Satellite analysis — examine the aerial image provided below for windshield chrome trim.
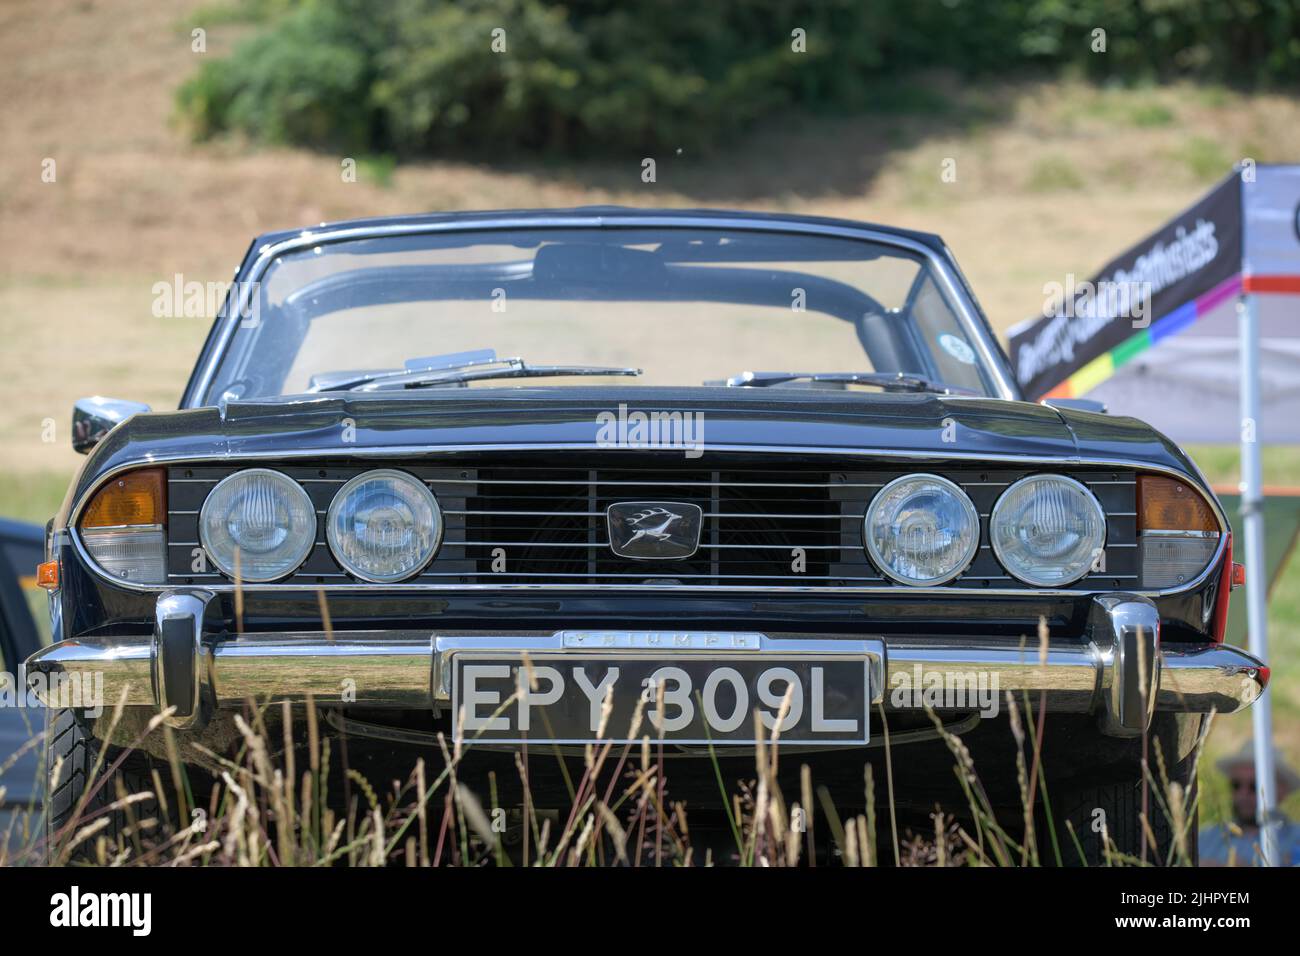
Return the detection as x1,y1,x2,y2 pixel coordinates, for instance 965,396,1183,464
186,214,1019,406
67,444,1225,600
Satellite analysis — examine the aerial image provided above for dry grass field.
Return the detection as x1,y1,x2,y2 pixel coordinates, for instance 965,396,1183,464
2,0,1298,847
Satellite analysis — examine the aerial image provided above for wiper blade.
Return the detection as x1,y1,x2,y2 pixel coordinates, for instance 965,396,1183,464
322,357,642,392
715,370,977,395
310,348,507,391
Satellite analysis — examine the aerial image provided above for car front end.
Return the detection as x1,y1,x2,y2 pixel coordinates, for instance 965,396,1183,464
27,209,1268,862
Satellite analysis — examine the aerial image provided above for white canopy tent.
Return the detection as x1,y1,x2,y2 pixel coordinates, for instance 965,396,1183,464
1009,165,1300,864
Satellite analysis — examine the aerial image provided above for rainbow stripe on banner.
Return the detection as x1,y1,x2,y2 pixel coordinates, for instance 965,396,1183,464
1042,274,1242,400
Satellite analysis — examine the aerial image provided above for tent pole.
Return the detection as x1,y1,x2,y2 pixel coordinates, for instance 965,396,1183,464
1238,291,1278,866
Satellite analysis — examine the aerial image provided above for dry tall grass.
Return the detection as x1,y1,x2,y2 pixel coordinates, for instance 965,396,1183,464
2,670,1206,868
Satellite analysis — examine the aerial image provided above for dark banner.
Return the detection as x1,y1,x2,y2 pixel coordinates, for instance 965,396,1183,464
1009,174,1243,399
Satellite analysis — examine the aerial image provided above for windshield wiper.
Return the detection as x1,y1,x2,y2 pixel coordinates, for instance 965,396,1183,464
314,355,641,392
713,370,978,395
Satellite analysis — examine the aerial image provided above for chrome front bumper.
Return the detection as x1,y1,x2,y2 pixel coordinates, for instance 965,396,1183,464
24,590,1268,738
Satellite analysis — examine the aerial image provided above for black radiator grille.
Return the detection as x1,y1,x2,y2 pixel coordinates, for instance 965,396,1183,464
163,459,1139,590
456,468,853,584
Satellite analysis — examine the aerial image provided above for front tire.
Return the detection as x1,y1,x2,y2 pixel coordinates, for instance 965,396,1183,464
1052,770,1198,866
45,708,158,864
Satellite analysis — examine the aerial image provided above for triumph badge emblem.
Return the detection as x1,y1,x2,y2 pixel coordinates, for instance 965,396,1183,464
606,501,703,560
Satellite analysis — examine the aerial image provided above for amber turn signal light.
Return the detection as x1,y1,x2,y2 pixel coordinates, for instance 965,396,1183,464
36,560,59,590
79,468,166,529
1137,475,1217,533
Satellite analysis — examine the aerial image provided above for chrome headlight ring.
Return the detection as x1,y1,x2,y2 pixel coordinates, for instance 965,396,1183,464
325,468,442,583
863,473,980,587
199,468,317,582
990,473,1107,587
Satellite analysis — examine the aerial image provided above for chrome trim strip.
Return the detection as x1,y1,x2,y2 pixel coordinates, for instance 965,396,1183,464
211,634,433,707
165,579,1167,592
188,214,1019,404
68,447,1223,599
444,540,850,551
81,523,165,534
445,511,863,520
432,478,889,488
884,642,1101,713
557,629,767,649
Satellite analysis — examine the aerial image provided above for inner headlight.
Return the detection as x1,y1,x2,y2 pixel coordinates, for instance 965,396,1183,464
990,474,1106,587
200,468,317,582
326,469,441,583
864,474,979,586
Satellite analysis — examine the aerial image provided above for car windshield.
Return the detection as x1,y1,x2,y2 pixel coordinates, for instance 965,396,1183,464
202,226,998,403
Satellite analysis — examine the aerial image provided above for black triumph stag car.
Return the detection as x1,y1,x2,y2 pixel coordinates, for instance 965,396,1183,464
29,209,1266,863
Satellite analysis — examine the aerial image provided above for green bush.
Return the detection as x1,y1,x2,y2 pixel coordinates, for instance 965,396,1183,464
177,0,1300,156
178,1,375,149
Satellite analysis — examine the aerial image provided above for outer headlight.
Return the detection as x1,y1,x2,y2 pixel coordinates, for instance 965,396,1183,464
864,474,979,586
326,469,441,583
991,474,1106,587
200,469,317,582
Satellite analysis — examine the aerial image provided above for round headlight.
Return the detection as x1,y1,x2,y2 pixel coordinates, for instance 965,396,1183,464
864,474,979,586
326,469,441,583
200,468,317,582
991,474,1106,587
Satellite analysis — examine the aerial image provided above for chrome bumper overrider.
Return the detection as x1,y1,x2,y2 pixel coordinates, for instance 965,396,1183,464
24,590,1268,738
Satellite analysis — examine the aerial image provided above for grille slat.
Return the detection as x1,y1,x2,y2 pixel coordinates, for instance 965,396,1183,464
164,460,1138,590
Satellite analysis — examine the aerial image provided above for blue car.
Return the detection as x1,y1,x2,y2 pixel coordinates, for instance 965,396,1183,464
0,518,45,857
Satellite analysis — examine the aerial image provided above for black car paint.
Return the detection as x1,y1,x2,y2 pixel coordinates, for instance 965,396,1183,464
54,388,1225,645
60,387,1202,518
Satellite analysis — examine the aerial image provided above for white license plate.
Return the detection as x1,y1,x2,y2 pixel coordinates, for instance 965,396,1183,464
451,655,870,745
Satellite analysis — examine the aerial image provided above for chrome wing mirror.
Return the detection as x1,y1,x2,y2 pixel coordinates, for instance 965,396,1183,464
72,396,151,454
